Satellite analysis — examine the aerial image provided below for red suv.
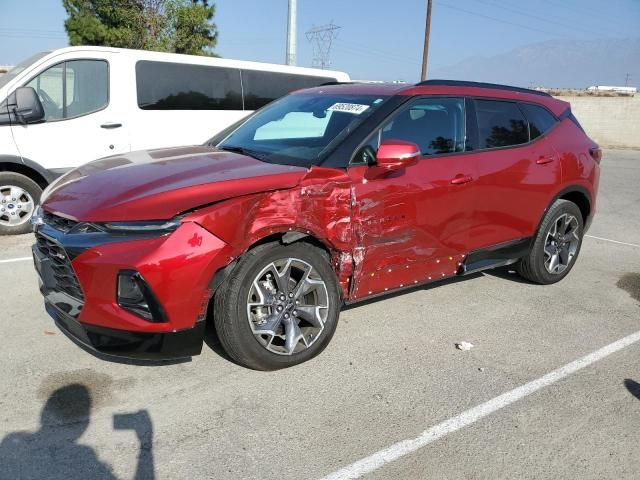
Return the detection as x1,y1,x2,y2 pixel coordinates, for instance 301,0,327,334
32,80,600,370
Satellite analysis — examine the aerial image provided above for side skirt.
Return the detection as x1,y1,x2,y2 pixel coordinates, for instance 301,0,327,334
460,237,532,275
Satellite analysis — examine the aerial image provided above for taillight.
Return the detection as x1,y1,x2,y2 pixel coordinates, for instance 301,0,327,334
589,147,602,164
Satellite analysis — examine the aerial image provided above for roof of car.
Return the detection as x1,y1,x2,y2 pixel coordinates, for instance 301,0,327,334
296,80,569,116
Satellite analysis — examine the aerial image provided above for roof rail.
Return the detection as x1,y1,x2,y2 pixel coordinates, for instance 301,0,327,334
318,81,360,86
415,79,552,97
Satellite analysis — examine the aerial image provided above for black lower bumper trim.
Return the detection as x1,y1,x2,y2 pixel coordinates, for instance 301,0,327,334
45,300,205,364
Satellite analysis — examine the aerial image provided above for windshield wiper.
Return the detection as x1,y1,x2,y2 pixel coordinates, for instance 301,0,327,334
218,145,268,161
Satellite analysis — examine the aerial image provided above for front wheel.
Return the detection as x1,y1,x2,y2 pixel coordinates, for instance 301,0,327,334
517,199,584,284
0,172,42,235
214,242,341,370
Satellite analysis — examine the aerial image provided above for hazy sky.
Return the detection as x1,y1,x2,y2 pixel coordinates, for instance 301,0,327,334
1,0,639,82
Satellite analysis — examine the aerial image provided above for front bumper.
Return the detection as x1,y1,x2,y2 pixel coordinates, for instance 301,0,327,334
33,218,235,361
46,299,205,362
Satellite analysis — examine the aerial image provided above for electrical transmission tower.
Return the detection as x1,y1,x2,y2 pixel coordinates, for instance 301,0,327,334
305,23,341,69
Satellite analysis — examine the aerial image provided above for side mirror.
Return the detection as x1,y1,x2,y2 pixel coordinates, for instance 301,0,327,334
376,140,421,170
7,87,45,125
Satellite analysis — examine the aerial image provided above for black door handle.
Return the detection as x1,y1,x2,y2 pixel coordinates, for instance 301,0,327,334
101,122,122,129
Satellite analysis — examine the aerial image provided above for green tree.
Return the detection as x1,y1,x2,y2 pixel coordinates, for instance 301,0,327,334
62,0,218,55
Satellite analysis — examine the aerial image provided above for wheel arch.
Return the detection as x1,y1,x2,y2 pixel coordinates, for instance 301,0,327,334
209,228,352,302
535,185,592,239
0,155,58,189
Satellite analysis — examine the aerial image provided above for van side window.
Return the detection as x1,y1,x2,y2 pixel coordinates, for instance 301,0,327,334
25,60,108,121
519,103,557,140
136,61,242,110
474,99,528,148
380,97,466,155
241,70,335,110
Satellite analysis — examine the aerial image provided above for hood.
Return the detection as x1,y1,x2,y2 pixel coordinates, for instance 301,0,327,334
42,146,308,222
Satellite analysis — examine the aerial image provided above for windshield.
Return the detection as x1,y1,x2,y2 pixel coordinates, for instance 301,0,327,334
216,93,389,167
0,52,49,90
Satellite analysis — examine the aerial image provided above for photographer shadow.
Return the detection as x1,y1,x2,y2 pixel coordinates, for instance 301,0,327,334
0,384,154,480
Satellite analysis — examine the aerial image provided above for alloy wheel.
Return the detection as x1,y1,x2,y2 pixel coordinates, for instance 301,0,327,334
247,257,329,355
543,213,580,274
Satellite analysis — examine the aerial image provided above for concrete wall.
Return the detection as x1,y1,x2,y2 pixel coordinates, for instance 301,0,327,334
554,95,640,149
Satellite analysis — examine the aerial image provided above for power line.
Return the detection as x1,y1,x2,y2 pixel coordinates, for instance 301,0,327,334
475,0,601,37
336,39,421,63
542,0,640,28
435,0,570,37
332,44,421,68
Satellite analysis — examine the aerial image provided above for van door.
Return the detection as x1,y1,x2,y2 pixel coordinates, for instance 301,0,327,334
10,56,129,172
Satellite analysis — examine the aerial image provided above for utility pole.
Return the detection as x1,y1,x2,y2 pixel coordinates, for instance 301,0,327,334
306,23,341,69
624,73,631,87
286,0,297,66
421,0,433,81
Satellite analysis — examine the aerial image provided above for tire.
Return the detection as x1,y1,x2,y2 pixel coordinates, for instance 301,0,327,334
0,172,42,236
214,241,341,370
517,199,584,284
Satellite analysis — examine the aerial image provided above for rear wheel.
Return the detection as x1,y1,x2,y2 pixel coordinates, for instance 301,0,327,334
214,242,341,370
517,199,584,284
0,172,42,235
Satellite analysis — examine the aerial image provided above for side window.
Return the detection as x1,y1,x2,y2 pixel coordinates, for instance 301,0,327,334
475,99,528,148
242,70,335,110
65,60,108,118
26,64,64,121
25,60,108,121
254,111,333,140
519,103,557,140
136,61,242,110
381,97,466,155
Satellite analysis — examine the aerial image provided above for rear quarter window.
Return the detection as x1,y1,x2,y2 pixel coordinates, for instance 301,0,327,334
519,103,557,140
474,99,528,149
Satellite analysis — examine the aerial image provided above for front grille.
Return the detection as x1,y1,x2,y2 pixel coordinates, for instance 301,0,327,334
35,233,85,301
43,211,78,233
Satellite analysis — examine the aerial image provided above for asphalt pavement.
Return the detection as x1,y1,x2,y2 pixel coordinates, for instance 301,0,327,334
0,149,638,480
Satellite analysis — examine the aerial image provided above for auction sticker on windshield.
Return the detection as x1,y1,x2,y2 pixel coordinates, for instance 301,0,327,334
327,103,370,115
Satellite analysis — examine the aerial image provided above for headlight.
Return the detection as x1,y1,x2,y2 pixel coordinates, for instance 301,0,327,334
100,218,182,233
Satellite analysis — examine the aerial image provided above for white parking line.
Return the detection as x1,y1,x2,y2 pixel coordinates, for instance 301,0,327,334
585,235,640,248
320,329,640,480
0,256,31,264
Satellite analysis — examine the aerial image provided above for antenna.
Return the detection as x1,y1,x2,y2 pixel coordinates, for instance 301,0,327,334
305,22,341,69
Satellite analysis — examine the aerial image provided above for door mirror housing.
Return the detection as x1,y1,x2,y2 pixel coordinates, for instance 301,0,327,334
6,87,45,125
376,140,421,170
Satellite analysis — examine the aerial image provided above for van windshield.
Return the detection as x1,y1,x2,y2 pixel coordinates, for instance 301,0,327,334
215,93,389,167
0,52,49,90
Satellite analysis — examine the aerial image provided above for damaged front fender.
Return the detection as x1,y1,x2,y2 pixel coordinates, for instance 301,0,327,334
184,166,356,298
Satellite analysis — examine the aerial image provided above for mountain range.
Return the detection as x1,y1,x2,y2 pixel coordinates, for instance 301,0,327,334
430,37,640,89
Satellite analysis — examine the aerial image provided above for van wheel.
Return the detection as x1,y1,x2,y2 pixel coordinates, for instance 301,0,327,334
214,242,341,370
517,199,584,284
0,173,42,235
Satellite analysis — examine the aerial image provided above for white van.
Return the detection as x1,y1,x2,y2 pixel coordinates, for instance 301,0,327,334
0,46,349,234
